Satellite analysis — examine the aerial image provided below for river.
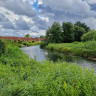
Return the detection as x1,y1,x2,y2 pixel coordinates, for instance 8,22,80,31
21,45,96,73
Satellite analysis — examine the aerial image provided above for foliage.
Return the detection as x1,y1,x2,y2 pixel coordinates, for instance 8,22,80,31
73,25,86,41
81,30,96,41
0,42,96,96
46,22,63,43
62,22,74,42
40,35,45,38
25,34,31,38
75,21,90,32
46,21,90,43
0,40,6,56
40,42,49,48
45,41,96,59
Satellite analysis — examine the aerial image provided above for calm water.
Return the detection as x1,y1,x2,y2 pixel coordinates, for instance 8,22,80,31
21,45,96,72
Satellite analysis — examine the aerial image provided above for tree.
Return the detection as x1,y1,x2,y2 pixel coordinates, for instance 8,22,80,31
46,22,62,43
62,22,74,43
40,35,45,38
73,25,86,41
25,34,31,38
81,30,96,41
75,21,90,32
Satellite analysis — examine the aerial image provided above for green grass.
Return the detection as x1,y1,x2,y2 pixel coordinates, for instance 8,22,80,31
45,41,96,59
0,41,96,96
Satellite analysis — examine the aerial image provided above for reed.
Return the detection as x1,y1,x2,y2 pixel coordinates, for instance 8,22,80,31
0,40,96,96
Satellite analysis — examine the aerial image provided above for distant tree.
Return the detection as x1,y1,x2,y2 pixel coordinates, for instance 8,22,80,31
40,35,45,38
73,25,86,41
62,22,74,43
25,34,31,38
75,21,90,32
46,22,62,43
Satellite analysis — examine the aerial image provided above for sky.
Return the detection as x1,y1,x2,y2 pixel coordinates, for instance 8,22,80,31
0,0,96,37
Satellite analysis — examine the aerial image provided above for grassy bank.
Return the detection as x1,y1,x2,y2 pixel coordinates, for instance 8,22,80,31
0,39,41,48
0,40,96,96
45,41,96,60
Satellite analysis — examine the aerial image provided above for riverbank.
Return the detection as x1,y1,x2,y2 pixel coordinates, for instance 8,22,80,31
45,41,96,60
0,40,96,96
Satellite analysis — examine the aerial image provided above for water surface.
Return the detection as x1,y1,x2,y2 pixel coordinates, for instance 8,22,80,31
21,45,96,72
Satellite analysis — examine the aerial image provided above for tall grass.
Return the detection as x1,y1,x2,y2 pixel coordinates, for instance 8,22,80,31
45,41,96,59
0,41,96,96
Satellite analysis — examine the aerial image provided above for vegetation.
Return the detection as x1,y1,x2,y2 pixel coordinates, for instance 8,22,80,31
0,40,6,56
81,30,96,41
0,40,96,96
40,35,45,38
45,41,96,59
16,40,41,47
73,25,86,42
25,33,31,38
46,22,62,43
40,42,49,48
46,21,90,43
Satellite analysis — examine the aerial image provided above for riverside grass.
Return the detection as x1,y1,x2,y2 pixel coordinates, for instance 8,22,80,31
0,41,96,96
45,41,96,59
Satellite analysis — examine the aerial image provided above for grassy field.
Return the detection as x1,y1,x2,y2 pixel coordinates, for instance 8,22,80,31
0,40,96,96
45,41,96,60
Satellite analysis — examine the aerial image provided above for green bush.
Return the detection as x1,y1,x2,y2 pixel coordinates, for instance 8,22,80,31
0,40,6,55
40,42,48,48
18,41,23,44
81,30,96,41
17,44,23,48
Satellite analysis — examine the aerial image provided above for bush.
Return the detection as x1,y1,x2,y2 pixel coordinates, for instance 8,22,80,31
0,40,6,55
40,42,48,48
17,44,23,48
81,30,96,41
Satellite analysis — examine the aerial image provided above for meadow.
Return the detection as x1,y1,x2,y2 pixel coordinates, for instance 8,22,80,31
45,41,96,60
0,40,96,96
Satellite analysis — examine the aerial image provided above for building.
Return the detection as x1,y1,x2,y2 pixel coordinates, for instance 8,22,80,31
0,36,45,42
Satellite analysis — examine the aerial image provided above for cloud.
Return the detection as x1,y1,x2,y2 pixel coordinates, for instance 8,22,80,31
0,0,37,17
85,0,96,4
82,17,96,29
0,0,96,37
15,18,30,30
0,13,15,29
42,0,96,16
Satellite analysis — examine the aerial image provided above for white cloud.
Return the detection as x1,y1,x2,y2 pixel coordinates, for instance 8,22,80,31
42,0,96,16
38,0,43,4
82,17,96,29
85,0,96,4
0,0,37,17
0,0,96,37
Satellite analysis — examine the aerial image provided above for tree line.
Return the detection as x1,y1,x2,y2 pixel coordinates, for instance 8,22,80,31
46,21,90,43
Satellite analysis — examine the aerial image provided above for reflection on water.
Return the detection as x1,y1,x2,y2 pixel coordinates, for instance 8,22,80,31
21,45,96,73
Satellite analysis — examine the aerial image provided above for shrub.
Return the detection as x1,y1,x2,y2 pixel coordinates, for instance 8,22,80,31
81,30,96,41
40,42,49,48
0,40,6,55
17,44,23,48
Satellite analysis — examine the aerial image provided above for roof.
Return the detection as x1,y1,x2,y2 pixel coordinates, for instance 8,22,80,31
0,36,45,42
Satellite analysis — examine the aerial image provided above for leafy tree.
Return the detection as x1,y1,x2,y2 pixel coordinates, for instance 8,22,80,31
62,22,74,43
75,21,90,32
46,22,62,43
40,35,45,38
25,34,31,38
73,25,86,41
81,30,96,41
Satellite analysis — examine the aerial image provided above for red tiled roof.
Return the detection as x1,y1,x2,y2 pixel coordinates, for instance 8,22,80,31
0,36,45,42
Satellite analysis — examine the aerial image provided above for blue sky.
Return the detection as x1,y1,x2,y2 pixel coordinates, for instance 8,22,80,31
33,0,39,12
0,0,96,37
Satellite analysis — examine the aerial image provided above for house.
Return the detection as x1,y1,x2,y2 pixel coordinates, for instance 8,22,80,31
0,36,45,42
